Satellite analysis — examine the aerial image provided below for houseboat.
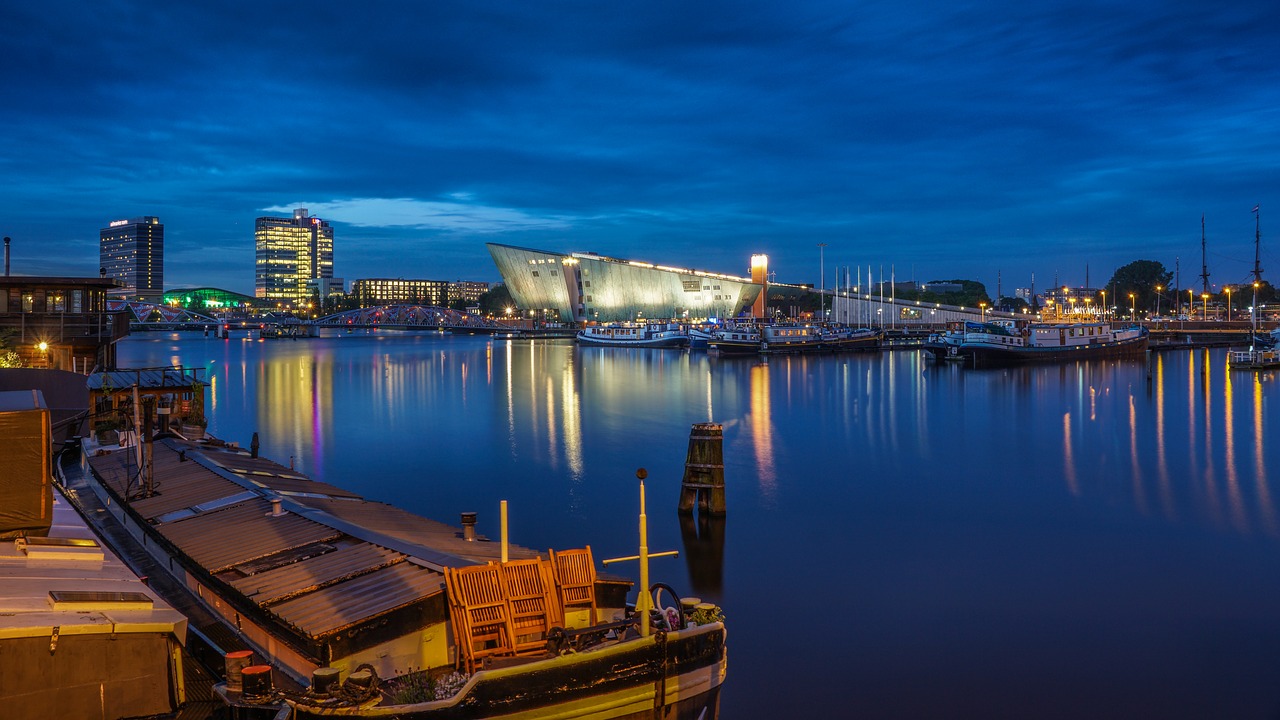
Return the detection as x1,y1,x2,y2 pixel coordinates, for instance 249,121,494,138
819,325,884,352
60,427,725,719
707,325,762,355
760,324,823,354
924,321,1148,366
576,322,688,348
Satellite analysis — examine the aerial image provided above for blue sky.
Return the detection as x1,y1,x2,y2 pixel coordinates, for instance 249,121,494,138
2,0,1277,296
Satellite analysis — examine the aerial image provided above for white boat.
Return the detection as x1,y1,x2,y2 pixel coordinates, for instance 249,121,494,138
576,322,688,348
760,324,823,354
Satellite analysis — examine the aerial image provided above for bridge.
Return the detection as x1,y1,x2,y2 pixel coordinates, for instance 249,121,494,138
314,305,518,333
108,300,218,328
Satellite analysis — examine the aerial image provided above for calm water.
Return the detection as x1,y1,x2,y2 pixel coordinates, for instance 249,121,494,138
120,331,1280,719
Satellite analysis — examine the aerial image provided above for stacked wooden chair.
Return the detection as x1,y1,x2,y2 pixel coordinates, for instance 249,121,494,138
550,546,598,625
444,563,514,674
444,547,599,673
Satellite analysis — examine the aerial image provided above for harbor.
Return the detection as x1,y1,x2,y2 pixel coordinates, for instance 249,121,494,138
89,330,1280,718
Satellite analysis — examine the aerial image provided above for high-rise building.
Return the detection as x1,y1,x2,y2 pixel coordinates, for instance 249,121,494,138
100,216,164,302
255,208,334,302
447,280,489,307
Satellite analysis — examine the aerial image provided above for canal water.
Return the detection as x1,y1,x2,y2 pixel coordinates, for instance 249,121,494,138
120,331,1280,718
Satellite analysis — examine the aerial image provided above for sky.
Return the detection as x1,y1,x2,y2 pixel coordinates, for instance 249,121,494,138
2,0,1278,297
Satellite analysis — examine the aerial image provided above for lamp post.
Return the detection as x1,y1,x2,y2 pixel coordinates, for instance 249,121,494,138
1187,289,1194,321
817,243,827,323
1100,289,1106,320
1129,293,1135,321
1154,286,1162,318
1201,293,1209,321
1225,288,1232,321
979,302,987,323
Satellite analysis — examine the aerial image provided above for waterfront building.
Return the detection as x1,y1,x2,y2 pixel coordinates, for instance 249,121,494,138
99,216,164,302
487,243,763,323
352,278,450,307
0,276,130,370
163,287,262,311
448,280,490,307
255,208,334,303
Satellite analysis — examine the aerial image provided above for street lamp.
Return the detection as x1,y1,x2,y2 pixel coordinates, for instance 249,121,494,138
1154,286,1162,317
1100,289,1106,319
1188,289,1194,320
1225,287,1232,321
1129,293,1135,321
1201,293,1209,321
979,302,987,322
817,243,827,324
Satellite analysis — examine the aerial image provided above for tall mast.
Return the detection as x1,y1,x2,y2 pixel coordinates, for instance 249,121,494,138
1199,214,1211,294
1253,204,1264,284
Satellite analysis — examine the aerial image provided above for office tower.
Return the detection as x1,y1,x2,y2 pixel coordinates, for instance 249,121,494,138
100,216,164,302
255,208,334,303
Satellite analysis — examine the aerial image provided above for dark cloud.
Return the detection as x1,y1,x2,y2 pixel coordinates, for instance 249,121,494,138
2,0,1278,294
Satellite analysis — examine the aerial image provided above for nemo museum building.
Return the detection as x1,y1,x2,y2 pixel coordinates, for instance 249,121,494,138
487,243,765,323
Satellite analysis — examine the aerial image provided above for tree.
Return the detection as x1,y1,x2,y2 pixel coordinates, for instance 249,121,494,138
477,284,515,316
1103,260,1172,315
997,296,1030,314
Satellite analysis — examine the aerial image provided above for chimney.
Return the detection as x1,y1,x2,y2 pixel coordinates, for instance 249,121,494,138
268,498,285,517
460,512,477,541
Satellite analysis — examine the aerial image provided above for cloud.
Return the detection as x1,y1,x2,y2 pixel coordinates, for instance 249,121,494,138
259,198,573,233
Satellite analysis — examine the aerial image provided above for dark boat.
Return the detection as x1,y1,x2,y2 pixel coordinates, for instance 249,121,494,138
63,429,726,719
924,320,1148,366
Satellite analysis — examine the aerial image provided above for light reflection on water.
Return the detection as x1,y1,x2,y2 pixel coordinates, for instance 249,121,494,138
120,332,1280,718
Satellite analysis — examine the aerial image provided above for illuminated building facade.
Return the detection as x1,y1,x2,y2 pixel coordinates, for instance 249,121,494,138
487,243,763,323
162,287,262,310
352,278,449,307
255,208,334,302
448,280,489,306
100,216,164,302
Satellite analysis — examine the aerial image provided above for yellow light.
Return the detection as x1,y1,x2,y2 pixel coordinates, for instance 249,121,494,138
37,341,48,352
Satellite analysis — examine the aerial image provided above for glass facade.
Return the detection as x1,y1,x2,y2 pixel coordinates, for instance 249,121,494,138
255,208,334,302
100,216,164,302
487,243,762,322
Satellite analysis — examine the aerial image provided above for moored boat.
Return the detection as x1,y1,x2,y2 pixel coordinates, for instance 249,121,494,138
759,324,822,354
924,320,1148,366
819,325,884,352
707,325,762,355
576,322,688,348
61,422,724,720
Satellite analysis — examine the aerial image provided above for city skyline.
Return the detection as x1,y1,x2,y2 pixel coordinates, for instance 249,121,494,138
2,1,1278,296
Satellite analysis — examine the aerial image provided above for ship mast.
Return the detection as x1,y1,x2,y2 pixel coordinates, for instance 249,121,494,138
1253,205,1264,284
1199,214,1211,294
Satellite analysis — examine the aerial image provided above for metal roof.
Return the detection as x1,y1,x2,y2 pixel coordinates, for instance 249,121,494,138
269,561,446,636
87,367,207,391
156,498,343,573
85,438,548,650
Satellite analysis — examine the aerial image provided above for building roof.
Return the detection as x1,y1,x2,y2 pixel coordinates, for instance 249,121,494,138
0,276,122,289
86,437,545,647
87,367,207,391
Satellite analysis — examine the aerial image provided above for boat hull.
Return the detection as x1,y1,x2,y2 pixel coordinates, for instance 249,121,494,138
576,335,688,348
289,624,728,720
927,334,1149,366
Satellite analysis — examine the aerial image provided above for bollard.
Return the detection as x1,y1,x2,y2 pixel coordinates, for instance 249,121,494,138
678,423,725,516
224,650,254,692
311,667,341,696
241,665,273,701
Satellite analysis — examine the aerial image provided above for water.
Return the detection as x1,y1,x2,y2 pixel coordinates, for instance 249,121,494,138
120,331,1280,718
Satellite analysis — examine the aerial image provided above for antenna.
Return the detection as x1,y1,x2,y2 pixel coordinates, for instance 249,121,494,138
1253,204,1264,284
1199,214,1211,293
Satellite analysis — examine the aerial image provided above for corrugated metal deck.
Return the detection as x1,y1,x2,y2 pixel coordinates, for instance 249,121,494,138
85,438,548,655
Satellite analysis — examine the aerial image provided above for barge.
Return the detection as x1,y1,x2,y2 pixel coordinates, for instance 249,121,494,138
63,428,725,719
924,320,1148,366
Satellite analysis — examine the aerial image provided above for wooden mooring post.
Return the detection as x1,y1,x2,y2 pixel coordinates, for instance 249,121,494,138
678,422,725,516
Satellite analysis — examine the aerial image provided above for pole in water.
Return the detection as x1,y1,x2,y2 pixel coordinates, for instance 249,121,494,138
678,423,725,516
636,468,652,637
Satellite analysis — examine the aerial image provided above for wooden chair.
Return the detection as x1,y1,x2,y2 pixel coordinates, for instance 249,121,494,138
497,558,557,655
444,564,514,673
550,546,598,626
